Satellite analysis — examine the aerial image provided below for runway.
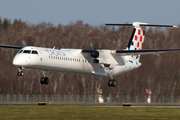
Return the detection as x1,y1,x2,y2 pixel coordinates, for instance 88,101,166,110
0,103,180,107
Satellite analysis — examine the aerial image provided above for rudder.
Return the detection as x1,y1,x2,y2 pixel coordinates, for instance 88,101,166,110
125,22,147,61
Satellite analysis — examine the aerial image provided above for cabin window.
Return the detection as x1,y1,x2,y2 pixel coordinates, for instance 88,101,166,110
23,50,31,54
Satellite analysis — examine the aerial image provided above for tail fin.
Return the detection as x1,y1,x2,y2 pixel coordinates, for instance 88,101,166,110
106,22,177,62
127,22,146,50
125,22,147,61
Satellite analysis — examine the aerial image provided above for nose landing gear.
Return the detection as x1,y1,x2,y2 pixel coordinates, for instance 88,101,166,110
40,70,49,85
17,66,23,76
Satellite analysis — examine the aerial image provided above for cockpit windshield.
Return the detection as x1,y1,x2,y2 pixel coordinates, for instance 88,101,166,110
32,50,38,54
18,50,23,54
23,50,31,54
18,49,39,54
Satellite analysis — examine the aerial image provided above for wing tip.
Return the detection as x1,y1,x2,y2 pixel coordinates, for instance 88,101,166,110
173,25,178,28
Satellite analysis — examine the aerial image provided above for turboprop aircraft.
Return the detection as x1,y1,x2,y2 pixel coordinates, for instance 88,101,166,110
0,22,179,87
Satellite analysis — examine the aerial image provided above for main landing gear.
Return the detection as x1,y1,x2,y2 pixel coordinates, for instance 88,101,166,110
40,70,49,85
108,68,117,87
17,66,23,76
108,79,117,87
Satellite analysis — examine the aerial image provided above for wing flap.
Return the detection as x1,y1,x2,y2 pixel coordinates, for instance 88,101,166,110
92,71,107,76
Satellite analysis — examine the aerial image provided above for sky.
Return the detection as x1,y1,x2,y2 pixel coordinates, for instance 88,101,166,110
0,0,180,26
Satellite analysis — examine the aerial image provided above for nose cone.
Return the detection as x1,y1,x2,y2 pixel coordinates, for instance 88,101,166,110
13,56,21,66
13,54,26,66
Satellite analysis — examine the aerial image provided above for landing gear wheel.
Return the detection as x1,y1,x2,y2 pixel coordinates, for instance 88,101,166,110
40,77,49,85
112,79,117,87
44,77,49,85
17,72,21,76
108,79,116,87
17,66,23,76
108,79,113,87
20,71,24,76
40,70,49,85
40,77,45,84
17,71,23,76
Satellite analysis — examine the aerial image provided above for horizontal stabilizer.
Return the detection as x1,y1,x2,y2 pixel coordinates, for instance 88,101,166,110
111,49,180,56
0,45,23,49
105,22,178,28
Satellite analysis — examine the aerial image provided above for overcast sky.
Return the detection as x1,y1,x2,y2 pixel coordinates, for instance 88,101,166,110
0,0,180,26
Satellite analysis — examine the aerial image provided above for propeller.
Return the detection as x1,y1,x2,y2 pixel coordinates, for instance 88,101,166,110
80,37,110,60
80,36,110,50
15,34,40,47
12,34,41,58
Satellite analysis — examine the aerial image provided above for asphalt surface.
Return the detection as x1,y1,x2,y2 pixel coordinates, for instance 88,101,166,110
0,103,180,107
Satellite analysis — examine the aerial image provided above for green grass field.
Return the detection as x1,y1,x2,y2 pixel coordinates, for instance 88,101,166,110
0,106,180,120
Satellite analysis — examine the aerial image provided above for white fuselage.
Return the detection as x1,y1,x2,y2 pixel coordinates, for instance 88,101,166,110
13,46,141,77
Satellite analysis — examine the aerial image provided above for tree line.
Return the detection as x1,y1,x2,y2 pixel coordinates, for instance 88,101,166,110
0,17,180,98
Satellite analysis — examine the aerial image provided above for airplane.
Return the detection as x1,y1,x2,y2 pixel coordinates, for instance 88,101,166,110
0,22,179,87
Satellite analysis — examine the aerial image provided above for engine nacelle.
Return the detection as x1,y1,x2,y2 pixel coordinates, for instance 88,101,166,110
91,51,99,58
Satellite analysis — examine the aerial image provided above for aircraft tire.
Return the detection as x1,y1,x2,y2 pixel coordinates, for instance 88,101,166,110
44,77,49,85
112,79,117,87
17,72,21,76
108,79,112,87
40,77,45,84
20,71,24,76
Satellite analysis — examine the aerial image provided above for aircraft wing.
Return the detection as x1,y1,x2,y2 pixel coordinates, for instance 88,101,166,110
110,49,180,56
0,45,23,49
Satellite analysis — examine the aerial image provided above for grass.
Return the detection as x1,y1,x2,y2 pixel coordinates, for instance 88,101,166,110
0,106,180,120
